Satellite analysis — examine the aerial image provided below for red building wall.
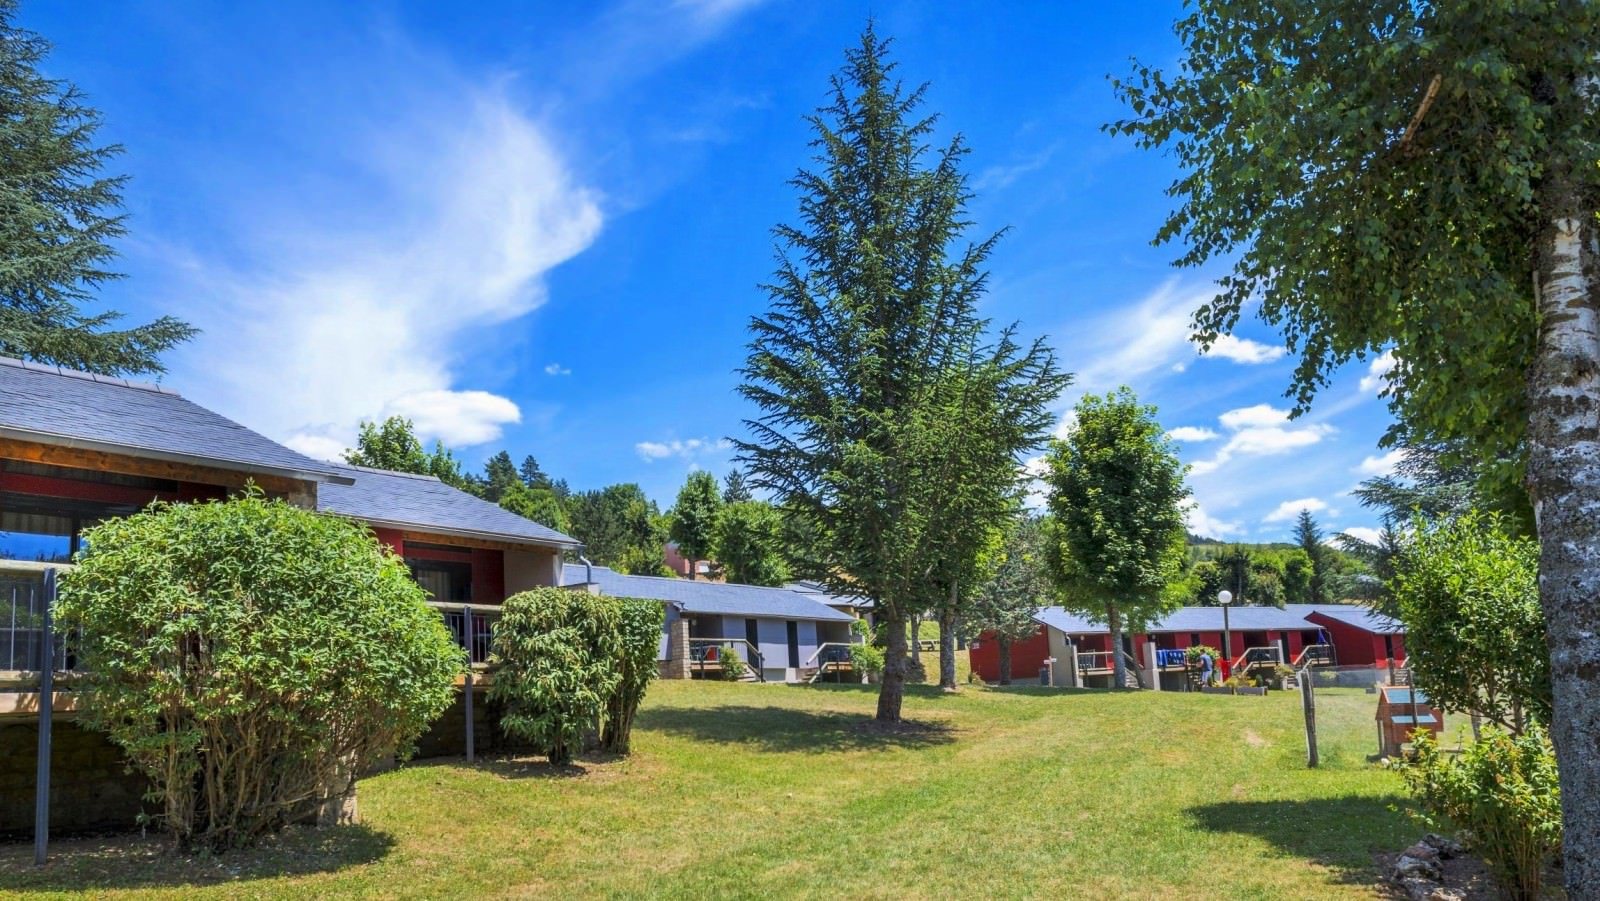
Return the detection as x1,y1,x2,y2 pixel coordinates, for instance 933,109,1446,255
1306,612,1405,667
970,625,1051,682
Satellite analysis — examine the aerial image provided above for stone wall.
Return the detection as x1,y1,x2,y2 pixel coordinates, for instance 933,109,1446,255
0,720,150,837
413,687,534,759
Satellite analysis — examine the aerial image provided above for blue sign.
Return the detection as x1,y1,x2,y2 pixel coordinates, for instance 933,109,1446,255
1156,649,1189,667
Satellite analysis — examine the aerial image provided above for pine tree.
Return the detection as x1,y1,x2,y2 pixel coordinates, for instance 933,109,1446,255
1293,509,1329,604
0,2,194,374
970,517,1051,684
721,467,753,504
480,451,520,502
736,26,1065,720
667,471,723,580
519,455,551,490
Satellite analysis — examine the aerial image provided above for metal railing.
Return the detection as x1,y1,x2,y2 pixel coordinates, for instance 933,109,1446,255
1291,643,1335,668
804,642,858,683
687,637,765,681
2,564,73,677
1229,646,1285,677
426,601,502,666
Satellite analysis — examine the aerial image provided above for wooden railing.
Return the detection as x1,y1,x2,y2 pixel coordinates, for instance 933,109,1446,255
1291,644,1335,669
1076,650,1113,673
1229,646,1284,677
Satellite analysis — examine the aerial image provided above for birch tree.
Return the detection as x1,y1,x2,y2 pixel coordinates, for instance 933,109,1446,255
1110,2,1600,887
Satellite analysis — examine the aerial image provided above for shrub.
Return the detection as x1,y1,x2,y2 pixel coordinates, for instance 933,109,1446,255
57,493,462,850
489,588,621,765
600,598,665,754
719,643,746,681
1401,726,1562,900
1184,645,1220,666
850,643,885,680
1391,511,1549,732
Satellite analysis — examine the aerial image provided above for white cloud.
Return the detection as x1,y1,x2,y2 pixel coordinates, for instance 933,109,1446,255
169,82,602,457
1340,526,1384,546
1069,278,1212,393
1189,404,1335,476
283,434,348,462
1263,497,1329,523
1359,350,1397,393
1185,502,1241,539
1203,334,1286,365
1167,426,1220,442
974,144,1059,191
635,437,732,461
1356,449,1406,478
544,363,572,376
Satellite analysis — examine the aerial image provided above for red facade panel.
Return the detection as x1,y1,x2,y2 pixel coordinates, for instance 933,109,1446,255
970,625,1050,682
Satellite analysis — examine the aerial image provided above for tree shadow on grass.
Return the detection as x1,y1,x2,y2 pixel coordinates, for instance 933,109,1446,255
0,823,394,894
400,753,597,781
1185,795,1413,885
636,704,955,753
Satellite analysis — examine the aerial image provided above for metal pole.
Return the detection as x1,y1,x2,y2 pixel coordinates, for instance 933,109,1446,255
34,569,56,866
461,604,474,763
1222,603,1232,676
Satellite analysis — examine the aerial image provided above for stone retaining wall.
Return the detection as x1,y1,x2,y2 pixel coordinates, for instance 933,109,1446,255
0,720,151,837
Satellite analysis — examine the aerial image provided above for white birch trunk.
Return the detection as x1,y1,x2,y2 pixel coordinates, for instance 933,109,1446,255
1529,207,1600,897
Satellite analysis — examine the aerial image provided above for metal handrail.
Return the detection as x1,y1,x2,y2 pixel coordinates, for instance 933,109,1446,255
425,601,500,666
1230,645,1284,674
803,641,857,667
686,637,765,681
1291,643,1335,668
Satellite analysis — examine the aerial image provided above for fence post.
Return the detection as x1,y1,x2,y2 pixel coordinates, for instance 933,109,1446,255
34,568,56,865
1300,670,1319,768
461,603,475,763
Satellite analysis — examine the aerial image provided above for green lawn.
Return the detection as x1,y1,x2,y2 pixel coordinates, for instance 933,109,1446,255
1,681,1424,900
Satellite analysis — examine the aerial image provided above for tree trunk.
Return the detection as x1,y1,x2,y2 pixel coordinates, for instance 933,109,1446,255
876,616,909,721
910,614,922,664
938,602,958,691
1108,604,1127,689
1528,203,1600,897
998,636,1013,685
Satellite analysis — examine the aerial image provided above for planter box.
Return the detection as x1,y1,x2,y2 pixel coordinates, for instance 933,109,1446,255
1200,686,1235,696
1235,686,1268,697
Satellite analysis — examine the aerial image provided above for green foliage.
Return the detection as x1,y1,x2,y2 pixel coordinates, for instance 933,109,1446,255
601,598,665,755
1109,1,1600,497
722,467,753,503
0,1,195,374
711,500,791,587
1292,510,1329,604
1391,511,1549,733
499,481,571,535
1043,388,1188,633
970,516,1051,644
1403,726,1562,900
56,493,461,849
849,643,885,679
1184,645,1220,665
718,644,746,681
567,483,666,571
343,416,468,488
488,588,621,765
668,470,723,570
735,26,1066,718
519,454,551,490
474,450,521,502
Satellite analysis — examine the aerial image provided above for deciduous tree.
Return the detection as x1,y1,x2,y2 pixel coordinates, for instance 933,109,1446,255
668,470,723,579
342,416,467,487
1042,389,1188,689
1111,5,1600,879
711,500,791,587
736,26,1065,720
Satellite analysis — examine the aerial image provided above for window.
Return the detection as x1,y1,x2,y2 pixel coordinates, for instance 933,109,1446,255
407,558,472,603
0,493,142,563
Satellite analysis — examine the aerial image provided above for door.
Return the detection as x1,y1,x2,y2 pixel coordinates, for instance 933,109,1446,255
1277,634,1290,664
786,621,800,668
745,618,760,670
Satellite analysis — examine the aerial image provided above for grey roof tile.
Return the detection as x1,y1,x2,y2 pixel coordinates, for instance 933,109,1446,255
563,564,856,622
1030,603,1395,635
0,357,347,482
318,464,578,548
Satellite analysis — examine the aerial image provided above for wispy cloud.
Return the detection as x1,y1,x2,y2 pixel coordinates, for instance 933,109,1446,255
974,144,1059,191
544,362,573,376
1189,404,1335,476
1356,449,1405,478
1263,496,1329,523
1167,426,1220,442
1186,502,1242,538
1339,525,1383,545
167,78,602,460
1359,350,1396,393
1068,278,1210,394
636,437,732,461
1203,334,1286,365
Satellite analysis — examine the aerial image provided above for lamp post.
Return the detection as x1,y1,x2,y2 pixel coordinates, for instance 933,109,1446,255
1218,589,1234,677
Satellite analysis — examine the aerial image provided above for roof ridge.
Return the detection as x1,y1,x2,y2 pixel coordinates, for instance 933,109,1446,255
0,355,173,394
331,462,444,483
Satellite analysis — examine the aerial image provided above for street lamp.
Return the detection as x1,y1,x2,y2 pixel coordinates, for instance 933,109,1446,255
1217,590,1234,674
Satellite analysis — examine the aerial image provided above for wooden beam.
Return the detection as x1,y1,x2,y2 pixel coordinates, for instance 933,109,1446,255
0,438,317,504
398,529,556,555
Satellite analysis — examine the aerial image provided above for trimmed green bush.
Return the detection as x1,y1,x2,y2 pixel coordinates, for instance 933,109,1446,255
719,643,746,681
850,643,885,680
1402,726,1561,900
489,588,621,764
57,493,462,850
600,598,665,754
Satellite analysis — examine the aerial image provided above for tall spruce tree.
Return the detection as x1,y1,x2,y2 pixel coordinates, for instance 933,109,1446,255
1043,389,1188,689
1292,509,1329,604
1110,5,1600,879
667,470,723,580
0,2,194,373
479,451,520,502
721,467,753,504
519,455,551,490
737,27,1065,720
970,516,1052,685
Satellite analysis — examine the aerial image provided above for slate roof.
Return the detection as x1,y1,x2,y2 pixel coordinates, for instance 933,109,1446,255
563,564,856,622
319,464,579,548
1301,604,1405,635
1030,603,1394,635
784,579,874,609
0,357,349,483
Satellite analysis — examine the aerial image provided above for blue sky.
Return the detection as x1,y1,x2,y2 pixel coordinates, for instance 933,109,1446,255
25,0,1400,543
